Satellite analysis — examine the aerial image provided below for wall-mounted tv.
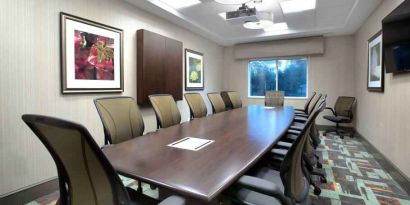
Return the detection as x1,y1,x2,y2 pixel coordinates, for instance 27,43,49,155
382,0,410,73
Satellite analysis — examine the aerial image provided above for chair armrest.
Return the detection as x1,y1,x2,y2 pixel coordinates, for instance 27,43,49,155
294,108,305,112
289,125,303,131
158,196,185,205
325,107,336,115
287,129,301,136
236,176,292,205
293,116,307,123
295,113,308,118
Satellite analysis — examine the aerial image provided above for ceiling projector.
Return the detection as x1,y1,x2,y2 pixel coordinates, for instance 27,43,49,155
225,4,259,25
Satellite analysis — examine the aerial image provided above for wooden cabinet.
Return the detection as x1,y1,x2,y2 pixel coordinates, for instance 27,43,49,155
137,29,183,104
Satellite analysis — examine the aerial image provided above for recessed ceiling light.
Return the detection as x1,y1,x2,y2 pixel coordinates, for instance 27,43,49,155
243,12,273,29
243,20,274,29
263,22,289,32
159,0,201,9
214,0,252,5
280,0,316,13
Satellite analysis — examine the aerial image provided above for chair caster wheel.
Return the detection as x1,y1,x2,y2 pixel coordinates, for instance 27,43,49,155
317,162,323,169
314,187,321,195
320,177,327,184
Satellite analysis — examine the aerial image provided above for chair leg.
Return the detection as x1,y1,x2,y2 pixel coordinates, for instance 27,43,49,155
137,181,143,194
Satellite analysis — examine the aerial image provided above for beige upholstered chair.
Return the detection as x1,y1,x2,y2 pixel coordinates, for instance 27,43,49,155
94,97,144,145
221,91,242,109
207,92,226,114
149,94,181,128
229,100,327,205
323,96,356,138
184,93,208,119
22,114,185,205
264,91,285,107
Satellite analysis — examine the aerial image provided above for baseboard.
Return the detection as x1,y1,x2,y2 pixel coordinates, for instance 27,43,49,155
0,177,58,205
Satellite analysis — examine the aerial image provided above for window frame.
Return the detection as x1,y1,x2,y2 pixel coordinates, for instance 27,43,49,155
247,56,309,100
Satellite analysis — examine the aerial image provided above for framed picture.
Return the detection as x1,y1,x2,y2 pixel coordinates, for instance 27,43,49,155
185,49,204,91
60,12,124,94
367,31,384,92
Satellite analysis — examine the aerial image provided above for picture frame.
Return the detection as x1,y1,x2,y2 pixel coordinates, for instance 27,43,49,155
367,30,384,92
185,49,204,91
60,12,124,94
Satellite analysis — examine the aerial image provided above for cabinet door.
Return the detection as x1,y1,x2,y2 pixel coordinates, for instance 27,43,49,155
137,30,183,104
137,30,165,104
164,38,183,101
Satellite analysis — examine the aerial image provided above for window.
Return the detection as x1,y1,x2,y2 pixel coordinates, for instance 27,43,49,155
248,58,308,98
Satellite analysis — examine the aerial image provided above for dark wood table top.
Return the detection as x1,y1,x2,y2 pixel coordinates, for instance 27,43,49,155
103,105,294,202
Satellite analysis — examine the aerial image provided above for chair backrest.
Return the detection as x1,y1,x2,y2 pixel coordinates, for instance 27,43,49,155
22,115,131,205
184,93,208,119
149,94,181,128
94,97,144,145
302,92,316,113
280,100,326,203
207,92,226,114
334,96,356,118
264,91,284,107
307,93,322,115
221,91,242,109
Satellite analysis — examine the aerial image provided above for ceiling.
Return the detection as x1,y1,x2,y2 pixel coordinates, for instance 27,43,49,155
125,0,382,46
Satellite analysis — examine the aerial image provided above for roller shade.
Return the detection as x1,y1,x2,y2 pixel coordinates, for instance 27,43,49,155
233,36,325,60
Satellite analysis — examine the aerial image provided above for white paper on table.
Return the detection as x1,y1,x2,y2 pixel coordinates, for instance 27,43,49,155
168,137,214,151
264,106,276,109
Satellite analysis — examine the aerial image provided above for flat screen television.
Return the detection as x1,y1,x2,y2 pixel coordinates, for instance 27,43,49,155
382,0,410,73
384,42,410,73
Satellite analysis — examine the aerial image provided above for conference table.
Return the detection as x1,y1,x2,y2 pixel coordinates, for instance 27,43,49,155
103,105,295,204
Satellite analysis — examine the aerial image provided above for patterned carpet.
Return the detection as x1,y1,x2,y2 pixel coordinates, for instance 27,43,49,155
311,132,410,205
26,132,410,205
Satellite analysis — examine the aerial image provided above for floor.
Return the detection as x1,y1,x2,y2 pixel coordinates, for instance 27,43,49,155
311,131,410,205
26,131,410,205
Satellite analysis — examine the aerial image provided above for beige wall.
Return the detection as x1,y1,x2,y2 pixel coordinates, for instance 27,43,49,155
222,36,356,125
0,0,223,196
354,0,410,179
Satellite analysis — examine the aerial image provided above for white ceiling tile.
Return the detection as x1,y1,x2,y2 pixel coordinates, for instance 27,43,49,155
125,0,382,45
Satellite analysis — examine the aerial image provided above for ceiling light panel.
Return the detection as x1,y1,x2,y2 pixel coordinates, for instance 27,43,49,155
159,0,201,9
280,0,316,13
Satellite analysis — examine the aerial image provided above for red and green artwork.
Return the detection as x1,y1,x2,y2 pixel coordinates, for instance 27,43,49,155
74,30,114,80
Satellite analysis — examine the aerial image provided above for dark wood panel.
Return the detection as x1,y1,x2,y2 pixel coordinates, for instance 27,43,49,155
137,30,183,104
103,105,294,202
164,38,183,101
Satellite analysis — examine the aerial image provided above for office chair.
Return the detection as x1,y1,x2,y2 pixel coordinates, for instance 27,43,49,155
271,98,327,195
94,96,148,193
228,103,324,205
22,114,185,205
94,97,144,145
294,93,322,120
265,91,284,107
294,91,316,115
149,94,181,129
323,96,356,138
221,91,242,109
184,93,208,119
207,92,226,114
